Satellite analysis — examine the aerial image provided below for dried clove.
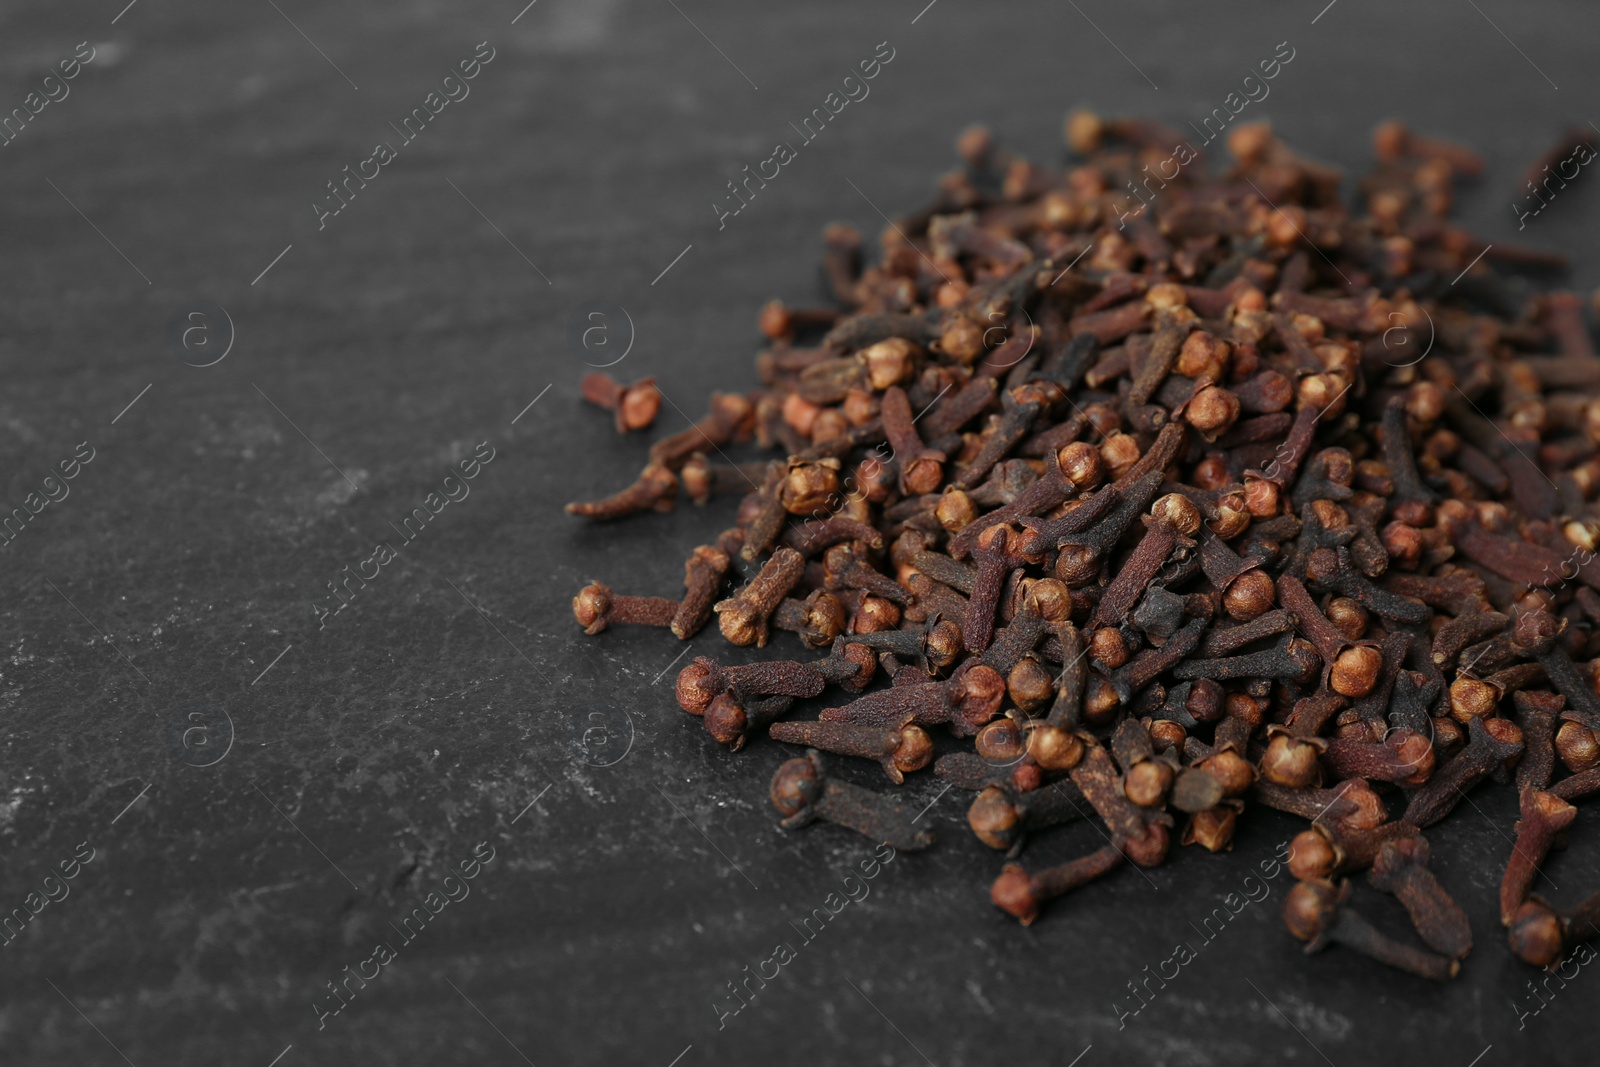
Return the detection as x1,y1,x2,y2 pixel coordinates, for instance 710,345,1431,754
768,720,933,784
1500,789,1577,927
1285,879,1461,980
1368,836,1473,960
770,750,935,850
562,117,1600,979
991,841,1125,925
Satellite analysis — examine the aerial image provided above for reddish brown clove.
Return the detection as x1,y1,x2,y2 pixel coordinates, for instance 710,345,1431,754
768,720,933,784
771,750,935,850
1284,879,1460,980
671,544,732,640
1500,790,1577,927
1508,891,1600,968
991,841,1125,925
819,663,1006,738
1288,821,1423,881
573,581,677,635
715,548,805,647
1368,836,1473,960
967,781,1088,855
566,463,679,520
581,372,661,433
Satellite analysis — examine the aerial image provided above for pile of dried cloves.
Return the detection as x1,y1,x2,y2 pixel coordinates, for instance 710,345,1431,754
570,114,1600,980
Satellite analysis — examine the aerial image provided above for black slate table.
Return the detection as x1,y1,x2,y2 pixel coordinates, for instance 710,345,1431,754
3,0,1598,1063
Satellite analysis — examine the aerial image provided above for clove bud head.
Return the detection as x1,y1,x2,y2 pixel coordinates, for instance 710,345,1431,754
1283,879,1343,944
1556,721,1600,772
572,582,612,635
1057,442,1103,488
1223,571,1277,621
769,756,823,818
975,718,1027,761
1184,803,1239,852
1288,828,1338,881
892,726,935,775
1200,749,1256,796
1260,730,1324,788
1151,493,1203,536
951,665,1006,735
1026,724,1084,771
1507,899,1565,968
703,692,749,748
1448,676,1499,722
968,786,1020,851
1511,609,1563,657
1330,646,1382,698
675,657,722,715
1121,822,1172,867
1125,760,1174,808
990,863,1042,924
1171,767,1225,813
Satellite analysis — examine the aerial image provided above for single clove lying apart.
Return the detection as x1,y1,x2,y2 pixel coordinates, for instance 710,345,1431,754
581,372,661,433
572,581,676,635
990,842,1126,925
1284,879,1461,980
770,750,935,851
565,114,1600,980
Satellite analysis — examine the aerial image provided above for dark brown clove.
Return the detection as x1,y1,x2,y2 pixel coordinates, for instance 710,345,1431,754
1285,879,1460,980
1368,836,1473,959
715,547,805,647
1252,778,1386,836
768,720,933,784
1305,547,1429,625
1321,728,1434,787
770,750,935,850
566,463,680,521
1069,741,1154,843
1513,690,1564,793
1512,610,1600,730
1500,789,1577,927
880,385,946,495
991,841,1125,925
1172,634,1321,685
1288,821,1423,881
573,581,677,635
580,372,661,433
967,780,1089,855
1092,494,1201,628
1403,716,1524,827
770,590,848,648
671,544,733,640
1507,891,1600,967
819,663,1005,738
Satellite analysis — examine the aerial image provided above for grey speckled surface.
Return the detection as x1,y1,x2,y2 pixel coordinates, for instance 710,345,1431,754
2,0,1598,1064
